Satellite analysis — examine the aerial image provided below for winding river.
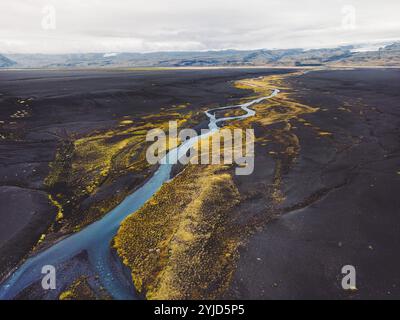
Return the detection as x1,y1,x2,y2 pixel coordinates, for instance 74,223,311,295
0,89,279,300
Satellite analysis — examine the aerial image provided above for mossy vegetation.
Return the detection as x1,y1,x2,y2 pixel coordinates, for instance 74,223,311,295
232,73,322,202
234,73,318,128
114,164,241,299
48,194,64,221
114,71,325,299
58,276,109,300
43,106,200,236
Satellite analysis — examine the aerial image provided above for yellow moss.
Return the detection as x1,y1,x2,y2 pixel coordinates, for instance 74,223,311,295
58,276,101,300
36,234,46,245
233,73,319,133
120,120,134,125
132,130,148,135
43,109,199,232
318,131,333,136
48,194,64,221
114,164,241,300
59,290,74,300
112,71,324,299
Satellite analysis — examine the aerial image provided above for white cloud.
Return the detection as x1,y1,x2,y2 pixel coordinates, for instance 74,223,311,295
0,0,399,53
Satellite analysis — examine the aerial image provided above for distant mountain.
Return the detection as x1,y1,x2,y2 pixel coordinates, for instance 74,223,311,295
332,42,400,66
1,42,399,69
382,42,400,51
0,54,16,68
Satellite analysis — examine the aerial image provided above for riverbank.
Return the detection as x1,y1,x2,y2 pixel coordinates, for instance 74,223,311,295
113,71,320,299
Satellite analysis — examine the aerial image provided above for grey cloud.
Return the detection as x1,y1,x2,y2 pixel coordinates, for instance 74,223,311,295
0,0,399,53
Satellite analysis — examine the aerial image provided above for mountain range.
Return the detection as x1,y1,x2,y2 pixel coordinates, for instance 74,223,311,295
1,42,399,69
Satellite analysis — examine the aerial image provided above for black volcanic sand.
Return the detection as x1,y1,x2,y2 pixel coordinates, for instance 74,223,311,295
227,69,400,299
0,68,293,282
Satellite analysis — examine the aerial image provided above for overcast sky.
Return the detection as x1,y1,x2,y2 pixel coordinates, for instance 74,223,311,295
0,0,399,53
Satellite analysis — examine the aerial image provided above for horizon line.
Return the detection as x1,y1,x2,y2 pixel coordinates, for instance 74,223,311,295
2,39,399,56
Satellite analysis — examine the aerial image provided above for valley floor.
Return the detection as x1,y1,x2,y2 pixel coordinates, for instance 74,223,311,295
0,68,399,299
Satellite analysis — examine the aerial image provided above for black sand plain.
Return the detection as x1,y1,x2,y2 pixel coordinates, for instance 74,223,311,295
227,69,400,299
0,68,399,299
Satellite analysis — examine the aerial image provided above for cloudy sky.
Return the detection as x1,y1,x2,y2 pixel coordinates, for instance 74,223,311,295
0,0,399,53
